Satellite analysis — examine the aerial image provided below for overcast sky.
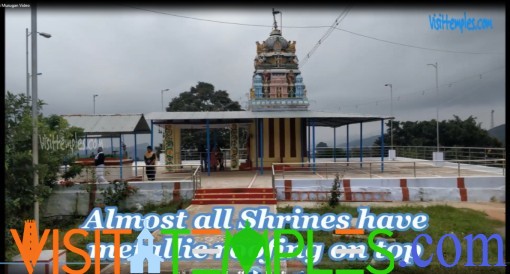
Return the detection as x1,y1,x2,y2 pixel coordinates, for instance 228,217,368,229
5,4,505,147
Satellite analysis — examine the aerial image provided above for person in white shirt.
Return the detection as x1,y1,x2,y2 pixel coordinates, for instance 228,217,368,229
94,147,107,183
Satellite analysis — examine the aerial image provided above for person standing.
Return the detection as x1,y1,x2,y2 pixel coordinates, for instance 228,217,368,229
94,147,107,183
214,145,224,171
144,146,157,181
210,144,218,171
198,143,207,172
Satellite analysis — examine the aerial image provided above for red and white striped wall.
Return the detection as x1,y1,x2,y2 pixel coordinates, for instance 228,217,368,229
275,176,505,202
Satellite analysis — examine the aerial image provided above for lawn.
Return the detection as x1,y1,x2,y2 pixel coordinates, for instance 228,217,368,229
278,203,506,273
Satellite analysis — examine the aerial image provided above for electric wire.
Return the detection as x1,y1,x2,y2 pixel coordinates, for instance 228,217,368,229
301,6,352,67
121,5,502,56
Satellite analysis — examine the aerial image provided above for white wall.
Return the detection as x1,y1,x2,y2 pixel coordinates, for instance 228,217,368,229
275,176,505,202
43,181,194,217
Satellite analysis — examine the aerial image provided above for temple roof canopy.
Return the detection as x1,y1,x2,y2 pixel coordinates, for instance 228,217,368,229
146,111,393,128
62,114,151,137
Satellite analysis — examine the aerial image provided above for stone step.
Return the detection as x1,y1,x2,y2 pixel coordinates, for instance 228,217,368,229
191,198,277,205
194,193,276,199
192,188,276,205
195,188,274,194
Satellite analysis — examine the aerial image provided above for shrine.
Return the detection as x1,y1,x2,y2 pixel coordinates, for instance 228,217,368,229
147,12,391,175
250,17,309,111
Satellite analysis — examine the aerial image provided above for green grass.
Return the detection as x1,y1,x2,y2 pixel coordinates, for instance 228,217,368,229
278,203,506,272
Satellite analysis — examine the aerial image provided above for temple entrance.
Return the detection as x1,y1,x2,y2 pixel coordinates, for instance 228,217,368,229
158,123,251,174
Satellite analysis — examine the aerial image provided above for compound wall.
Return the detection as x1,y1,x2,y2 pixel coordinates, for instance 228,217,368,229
275,176,505,202
43,181,194,217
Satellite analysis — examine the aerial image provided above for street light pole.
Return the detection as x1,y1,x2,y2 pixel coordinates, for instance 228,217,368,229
29,5,52,230
26,28,51,103
161,88,170,111
31,5,39,229
384,84,393,148
93,94,98,114
26,28,29,99
427,62,439,152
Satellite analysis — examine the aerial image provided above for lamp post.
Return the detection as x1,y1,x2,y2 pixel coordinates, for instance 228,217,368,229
29,72,43,78
31,5,45,229
93,94,98,114
384,83,393,149
427,62,439,152
161,89,170,111
26,28,51,101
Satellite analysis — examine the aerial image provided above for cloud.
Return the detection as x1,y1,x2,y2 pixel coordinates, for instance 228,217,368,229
5,5,505,146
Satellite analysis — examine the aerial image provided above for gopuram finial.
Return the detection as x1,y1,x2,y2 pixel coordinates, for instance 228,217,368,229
272,8,281,30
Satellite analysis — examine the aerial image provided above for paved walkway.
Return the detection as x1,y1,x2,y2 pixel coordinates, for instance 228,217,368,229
94,157,505,183
200,170,274,189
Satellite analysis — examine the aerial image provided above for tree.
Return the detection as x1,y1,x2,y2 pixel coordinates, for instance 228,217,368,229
316,142,328,148
315,142,331,158
167,82,242,112
5,92,83,234
329,173,341,207
166,82,243,149
374,115,502,148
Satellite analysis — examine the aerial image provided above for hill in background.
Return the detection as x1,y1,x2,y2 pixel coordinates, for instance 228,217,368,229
488,124,505,145
337,135,379,148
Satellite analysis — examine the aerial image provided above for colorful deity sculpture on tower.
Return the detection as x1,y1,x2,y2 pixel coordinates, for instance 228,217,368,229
248,12,309,111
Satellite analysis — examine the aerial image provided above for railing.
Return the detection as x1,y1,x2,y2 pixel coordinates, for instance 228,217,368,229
59,164,201,184
192,165,201,199
271,164,276,196
393,146,505,161
179,148,248,162
272,159,506,180
312,146,505,163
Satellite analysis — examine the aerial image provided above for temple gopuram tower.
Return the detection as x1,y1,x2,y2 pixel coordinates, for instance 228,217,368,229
248,15,309,111
245,13,309,167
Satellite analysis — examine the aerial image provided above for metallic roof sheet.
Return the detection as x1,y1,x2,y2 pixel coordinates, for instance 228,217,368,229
61,114,151,136
145,111,392,128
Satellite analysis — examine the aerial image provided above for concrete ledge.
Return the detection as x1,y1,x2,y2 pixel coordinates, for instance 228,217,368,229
275,176,505,202
43,181,193,217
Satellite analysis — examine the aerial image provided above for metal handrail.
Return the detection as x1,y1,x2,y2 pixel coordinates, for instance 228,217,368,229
179,148,249,161
60,164,201,184
271,159,506,180
311,146,505,161
271,164,276,196
192,165,201,199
